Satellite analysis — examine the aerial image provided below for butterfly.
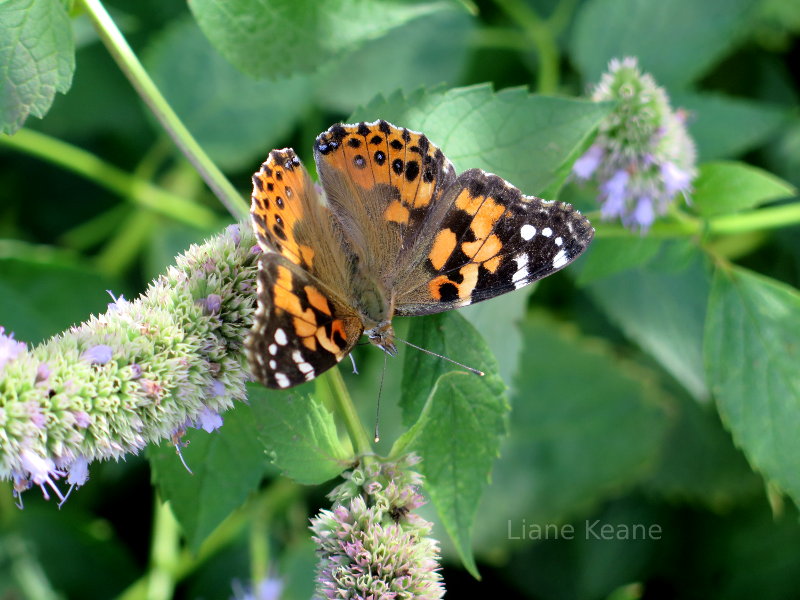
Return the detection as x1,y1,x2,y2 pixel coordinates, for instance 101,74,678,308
245,120,594,388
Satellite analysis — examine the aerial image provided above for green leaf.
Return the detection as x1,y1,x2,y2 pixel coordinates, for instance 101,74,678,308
472,312,670,551
394,311,508,577
645,386,763,508
571,0,758,88
144,19,313,172
399,310,505,426
148,403,270,550
189,0,452,78
395,371,508,578
0,0,75,134
316,9,474,114
587,241,711,400
705,266,800,504
349,85,613,198
692,161,796,217
572,236,664,286
673,91,790,160
0,253,122,344
248,383,353,484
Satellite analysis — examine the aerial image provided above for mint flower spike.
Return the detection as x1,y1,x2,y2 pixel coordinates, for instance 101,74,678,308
0,222,260,505
310,454,445,600
573,56,697,231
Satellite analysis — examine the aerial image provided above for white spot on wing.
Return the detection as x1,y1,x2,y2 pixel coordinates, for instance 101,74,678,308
552,248,569,269
520,224,536,240
268,344,278,355
512,254,529,289
542,227,553,237
269,360,277,369
274,372,290,388
555,236,563,246
274,328,288,345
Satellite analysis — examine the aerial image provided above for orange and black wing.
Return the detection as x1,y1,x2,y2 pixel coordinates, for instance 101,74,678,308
393,169,594,315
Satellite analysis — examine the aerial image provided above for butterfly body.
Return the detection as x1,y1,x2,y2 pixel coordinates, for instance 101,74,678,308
246,120,594,389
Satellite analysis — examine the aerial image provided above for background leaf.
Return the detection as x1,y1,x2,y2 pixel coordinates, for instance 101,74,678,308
0,0,74,134
189,0,453,78
586,242,711,400
144,19,313,172
350,85,613,197
148,402,271,550
248,383,353,485
571,0,759,88
705,266,800,504
472,312,670,553
692,161,796,217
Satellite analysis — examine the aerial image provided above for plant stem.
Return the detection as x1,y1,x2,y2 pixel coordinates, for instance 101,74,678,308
77,0,249,221
147,498,181,600
317,368,373,457
493,0,560,94
0,129,219,229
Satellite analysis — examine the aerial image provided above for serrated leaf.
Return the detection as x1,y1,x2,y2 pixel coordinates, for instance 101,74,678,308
571,0,758,88
189,0,451,78
673,91,789,160
705,266,800,504
315,10,473,114
394,371,508,578
148,403,271,551
587,241,711,400
399,310,505,426
0,0,75,134
144,19,313,171
572,236,664,285
692,161,796,217
349,85,613,198
473,312,670,552
248,383,353,484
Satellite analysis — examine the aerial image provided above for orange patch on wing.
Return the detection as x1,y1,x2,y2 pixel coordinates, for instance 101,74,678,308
471,198,505,239
428,275,451,301
462,234,502,263
300,245,315,268
483,255,502,273
305,285,332,315
385,200,410,224
454,189,483,215
317,320,347,355
293,317,318,338
302,336,318,351
457,263,479,298
429,228,456,270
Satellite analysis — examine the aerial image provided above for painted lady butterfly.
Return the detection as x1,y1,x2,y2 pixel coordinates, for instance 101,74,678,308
246,121,593,388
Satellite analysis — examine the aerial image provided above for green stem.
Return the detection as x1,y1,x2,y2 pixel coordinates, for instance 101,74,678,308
492,0,560,94
77,0,249,221
591,202,800,239
146,498,181,600
0,129,218,229
317,368,373,456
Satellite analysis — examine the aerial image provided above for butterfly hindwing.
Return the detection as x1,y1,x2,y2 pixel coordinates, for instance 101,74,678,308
246,252,363,389
394,169,594,315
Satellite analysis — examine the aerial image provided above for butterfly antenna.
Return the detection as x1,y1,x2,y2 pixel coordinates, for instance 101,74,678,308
393,336,485,376
373,352,388,443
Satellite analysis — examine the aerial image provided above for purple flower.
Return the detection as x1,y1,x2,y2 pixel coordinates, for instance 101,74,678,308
19,448,65,503
0,326,26,373
106,290,129,312
226,224,241,246
572,57,697,231
35,362,51,384
572,143,604,179
81,344,113,365
67,456,90,486
196,406,223,432
203,294,222,314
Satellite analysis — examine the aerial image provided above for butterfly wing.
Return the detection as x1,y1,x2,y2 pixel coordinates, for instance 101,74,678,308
246,253,363,388
393,169,594,315
313,120,457,281
248,149,361,388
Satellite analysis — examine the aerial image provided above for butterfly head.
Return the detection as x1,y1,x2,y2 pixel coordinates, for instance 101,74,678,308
365,320,398,357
